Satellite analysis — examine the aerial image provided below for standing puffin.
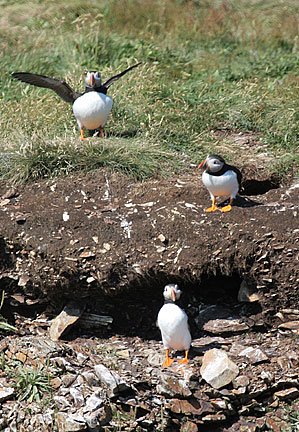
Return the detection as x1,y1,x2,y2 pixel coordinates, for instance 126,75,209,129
11,62,141,140
157,284,191,367
199,154,242,213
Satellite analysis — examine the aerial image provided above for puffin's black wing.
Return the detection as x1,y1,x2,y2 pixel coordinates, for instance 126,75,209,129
101,62,141,90
11,72,81,103
229,165,242,186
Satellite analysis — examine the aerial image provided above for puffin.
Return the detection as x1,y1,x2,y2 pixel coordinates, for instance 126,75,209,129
199,154,242,213
157,284,191,367
11,62,141,140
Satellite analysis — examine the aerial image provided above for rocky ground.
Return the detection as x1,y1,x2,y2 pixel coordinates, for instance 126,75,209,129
0,163,298,431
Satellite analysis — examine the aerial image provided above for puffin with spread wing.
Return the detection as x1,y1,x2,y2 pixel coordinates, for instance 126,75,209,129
12,63,141,140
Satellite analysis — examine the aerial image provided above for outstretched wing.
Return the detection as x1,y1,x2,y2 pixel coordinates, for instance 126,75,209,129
11,72,81,103
101,62,141,90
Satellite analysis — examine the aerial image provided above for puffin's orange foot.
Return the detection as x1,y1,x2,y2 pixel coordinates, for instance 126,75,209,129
205,205,218,212
80,128,88,141
178,350,189,364
163,357,174,367
178,358,189,364
163,349,174,367
221,204,232,213
100,128,104,138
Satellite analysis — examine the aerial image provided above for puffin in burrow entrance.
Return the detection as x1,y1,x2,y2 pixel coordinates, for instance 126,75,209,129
11,62,141,140
157,284,191,367
199,154,242,213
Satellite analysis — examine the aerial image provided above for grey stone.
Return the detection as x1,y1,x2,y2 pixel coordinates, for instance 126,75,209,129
55,412,87,432
238,346,268,364
49,301,85,341
157,372,192,397
70,387,85,407
0,387,15,402
94,364,131,395
200,349,239,389
203,319,249,334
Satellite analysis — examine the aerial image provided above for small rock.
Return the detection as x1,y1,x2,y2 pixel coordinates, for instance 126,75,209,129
49,301,85,341
63,211,70,222
278,321,299,334
274,387,299,400
238,280,260,303
158,234,166,243
70,387,85,407
94,364,131,396
18,274,30,287
203,318,249,334
232,375,250,389
0,387,15,402
238,346,268,364
55,412,87,432
180,421,198,432
157,371,192,397
200,348,239,389
201,413,226,422
84,406,112,428
85,392,103,411
166,398,214,416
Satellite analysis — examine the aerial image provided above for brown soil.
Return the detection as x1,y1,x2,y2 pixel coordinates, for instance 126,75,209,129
0,166,298,335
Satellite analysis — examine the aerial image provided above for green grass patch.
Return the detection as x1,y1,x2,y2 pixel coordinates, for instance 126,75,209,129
1,0,298,183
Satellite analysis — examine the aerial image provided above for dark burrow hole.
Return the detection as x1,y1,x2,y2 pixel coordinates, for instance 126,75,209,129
71,271,262,341
240,175,280,196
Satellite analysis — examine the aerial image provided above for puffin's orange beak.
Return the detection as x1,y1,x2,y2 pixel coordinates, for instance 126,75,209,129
170,288,176,301
199,159,206,169
90,73,94,87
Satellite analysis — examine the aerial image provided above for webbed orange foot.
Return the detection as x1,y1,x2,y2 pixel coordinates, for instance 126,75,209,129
221,204,232,212
163,349,174,367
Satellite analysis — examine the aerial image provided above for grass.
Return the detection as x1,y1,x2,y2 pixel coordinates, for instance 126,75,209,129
0,354,54,403
0,0,298,184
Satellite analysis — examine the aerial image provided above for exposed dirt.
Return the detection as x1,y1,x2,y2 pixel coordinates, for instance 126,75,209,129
0,164,298,431
0,165,298,325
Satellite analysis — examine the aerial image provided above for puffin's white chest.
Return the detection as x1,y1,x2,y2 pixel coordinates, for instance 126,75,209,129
157,303,191,351
72,92,113,130
202,170,239,198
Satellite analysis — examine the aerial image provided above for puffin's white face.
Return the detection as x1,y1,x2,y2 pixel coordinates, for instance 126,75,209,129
163,284,182,302
199,155,225,173
85,71,102,88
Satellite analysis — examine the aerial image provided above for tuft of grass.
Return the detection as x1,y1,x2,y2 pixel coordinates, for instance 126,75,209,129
0,291,17,333
0,132,179,183
0,0,298,184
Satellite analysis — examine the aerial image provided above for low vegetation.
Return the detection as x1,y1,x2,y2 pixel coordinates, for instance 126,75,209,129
0,0,298,183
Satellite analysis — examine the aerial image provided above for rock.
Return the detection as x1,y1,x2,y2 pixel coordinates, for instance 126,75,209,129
203,319,249,334
0,387,15,402
238,280,260,302
238,346,268,364
49,301,85,341
84,406,112,429
55,412,87,432
180,421,198,431
166,398,214,416
274,387,299,400
201,413,226,422
69,387,85,407
85,392,103,411
157,371,192,397
94,364,131,396
278,321,299,334
232,375,250,389
200,349,239,389
53,395,71,410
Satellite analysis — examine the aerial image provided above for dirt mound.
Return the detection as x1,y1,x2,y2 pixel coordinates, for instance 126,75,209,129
0,167,298,333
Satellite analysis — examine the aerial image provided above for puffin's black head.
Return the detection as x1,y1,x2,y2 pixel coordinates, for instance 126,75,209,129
199,154,226,173
85,71,102,88
163,284,182,302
